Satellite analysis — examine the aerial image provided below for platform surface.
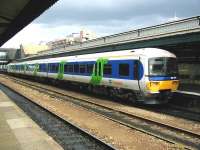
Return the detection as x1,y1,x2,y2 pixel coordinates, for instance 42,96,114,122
0,89,63,150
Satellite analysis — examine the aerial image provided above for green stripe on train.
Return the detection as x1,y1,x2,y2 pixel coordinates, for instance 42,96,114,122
57,61,66,80
33,64,39,76
90,58,108,85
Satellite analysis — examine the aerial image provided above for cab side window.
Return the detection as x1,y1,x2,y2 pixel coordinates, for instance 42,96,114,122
119,63,129,76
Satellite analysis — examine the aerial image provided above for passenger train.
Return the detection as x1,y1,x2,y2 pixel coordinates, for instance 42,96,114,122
6,48,179,104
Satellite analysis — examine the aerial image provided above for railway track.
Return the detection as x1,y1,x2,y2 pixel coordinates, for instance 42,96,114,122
142,104,200,122
4,76,200,150
0,83,115,150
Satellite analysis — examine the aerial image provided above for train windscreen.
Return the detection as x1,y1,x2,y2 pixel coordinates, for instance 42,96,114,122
148,57,178,76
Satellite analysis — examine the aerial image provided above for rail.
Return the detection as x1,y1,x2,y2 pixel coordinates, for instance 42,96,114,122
5,75,200,150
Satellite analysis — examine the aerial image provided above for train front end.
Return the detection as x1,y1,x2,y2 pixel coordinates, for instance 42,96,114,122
140,49,179,104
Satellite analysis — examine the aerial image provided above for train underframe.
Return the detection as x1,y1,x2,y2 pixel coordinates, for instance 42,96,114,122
7,72,172,104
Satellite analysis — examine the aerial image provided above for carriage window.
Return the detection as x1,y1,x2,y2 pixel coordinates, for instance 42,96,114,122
119,63,129,76
55,64,59,72
64,64,68,72
74,64,79,73
103,64,112,75
28,64,34,71
94,63,98,76
39,64,47,72
64,64,73,73
20,65,24,71
80,64,86,73
86,64,93,74
98,62,101,76
49,63,58,72
54,64,59,72
38,64,42,72
69,64,73,72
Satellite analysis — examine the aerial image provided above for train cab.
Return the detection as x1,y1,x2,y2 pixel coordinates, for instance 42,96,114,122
144,56,179,104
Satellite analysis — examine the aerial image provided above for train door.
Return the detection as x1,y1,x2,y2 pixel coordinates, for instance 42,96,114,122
90,58,108,85
134,60,141,92
134,58,145,93
46,63,49,77
57,61,66,80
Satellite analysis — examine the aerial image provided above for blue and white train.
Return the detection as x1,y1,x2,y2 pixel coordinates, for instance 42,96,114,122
7,48,179,104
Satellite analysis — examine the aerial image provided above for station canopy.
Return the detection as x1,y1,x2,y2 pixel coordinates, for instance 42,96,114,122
0,0,58,46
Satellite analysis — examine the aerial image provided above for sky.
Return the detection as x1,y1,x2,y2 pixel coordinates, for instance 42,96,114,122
2,0,200,48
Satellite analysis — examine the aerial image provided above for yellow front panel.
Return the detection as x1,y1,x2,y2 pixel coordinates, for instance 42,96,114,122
146,80,179,93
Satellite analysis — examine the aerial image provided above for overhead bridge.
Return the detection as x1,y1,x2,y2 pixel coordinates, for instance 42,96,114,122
28,16,200,61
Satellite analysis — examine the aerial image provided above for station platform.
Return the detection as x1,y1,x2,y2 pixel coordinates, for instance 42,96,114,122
0,89,63,150
176,90,200,97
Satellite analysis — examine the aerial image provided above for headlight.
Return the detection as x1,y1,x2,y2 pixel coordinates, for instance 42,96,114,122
146,81,160,91
151,81,160,85
172,81,179,85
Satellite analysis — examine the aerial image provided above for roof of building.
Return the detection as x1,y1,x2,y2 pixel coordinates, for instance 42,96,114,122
0,0,58,46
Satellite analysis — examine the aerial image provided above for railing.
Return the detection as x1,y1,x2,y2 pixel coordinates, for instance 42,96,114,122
66,16,200,51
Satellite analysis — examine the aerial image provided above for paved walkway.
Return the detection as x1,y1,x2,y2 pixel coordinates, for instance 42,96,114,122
0,89,63,150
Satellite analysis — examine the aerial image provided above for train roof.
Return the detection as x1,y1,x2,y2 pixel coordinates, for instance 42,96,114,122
8,48,176,65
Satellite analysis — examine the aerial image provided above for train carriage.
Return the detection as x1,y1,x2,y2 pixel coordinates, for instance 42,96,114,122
7,48,179,104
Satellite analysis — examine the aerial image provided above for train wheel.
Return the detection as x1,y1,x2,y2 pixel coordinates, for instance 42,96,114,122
128,93,136,103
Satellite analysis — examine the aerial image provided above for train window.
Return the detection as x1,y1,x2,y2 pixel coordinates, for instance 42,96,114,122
46,64,48,72
27,65,30,71
29,64,35,71
74,64,79,73
94,63,98,76
49,64,52,72
26,65,29,71
119,63,129,76
22,65,25,71
39,64,47,72
38,64,42,72
47,64,50,72
50,63,58,73
86,64,93,74
80,64,86,73
18,65,20,71
54,64,59,72
21,65,24,71
64,64,71,73
64,64,68,72
44,64,47,72
103,64,112,75
98,62,102,76
66,64,73,73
